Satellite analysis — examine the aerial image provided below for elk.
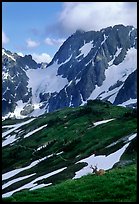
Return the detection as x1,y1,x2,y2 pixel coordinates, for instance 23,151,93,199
90,165,105,176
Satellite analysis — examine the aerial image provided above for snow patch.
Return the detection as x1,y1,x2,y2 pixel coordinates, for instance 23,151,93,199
128,27,135,37
107,85,123,103
77,40,94,59
36,144,49,151
93,118,115,126
2,167,67,198
2,118,35,138
75,78,81,84
85,60,93,67
108,48,122,66
30,183,52,191
2,49,16,62
69,95,73,107
80,93,86,106
2,173,36,190
2,154,53,181
106,133,137,148
24,124,47,138
2,72,9,80
56,151,63,155
101,34,108,45
2,134,18,147
128,133,137,141
73,142,130,179
58,55,72,65
29,105,46,117
8,100,28,119
118,98,137,107
67,80,73,87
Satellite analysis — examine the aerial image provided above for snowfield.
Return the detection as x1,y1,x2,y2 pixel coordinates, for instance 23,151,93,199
26,60,68,104
88,47,137,103
73,132,136,179
73,143,129,179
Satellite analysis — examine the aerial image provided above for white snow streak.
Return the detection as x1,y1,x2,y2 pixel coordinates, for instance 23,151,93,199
75,78,81,84
2,154,53,181
2,134,18,147
2,118,35,138
2,173,36,190
58,55,72,65
128,133,137,141
108,48,122,66
106,133,137,148
24,124,47,138
118,98,137,107
56,151,64,155
93,118,115,126
30,183,52,191
101,34,108,45
107,85,123,103
80,93,86,106
2,167,67,198
2,72,9,80
2,49,16,62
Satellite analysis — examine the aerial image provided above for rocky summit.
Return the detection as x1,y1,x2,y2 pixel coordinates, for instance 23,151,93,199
2,24,137,119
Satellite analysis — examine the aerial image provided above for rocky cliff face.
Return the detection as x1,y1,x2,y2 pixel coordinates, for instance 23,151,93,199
46,24,137,112
114,70,137,106
2,24,137,118
2,49,36,116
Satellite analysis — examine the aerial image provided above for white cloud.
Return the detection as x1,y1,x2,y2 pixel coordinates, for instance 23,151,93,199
32,53,52,63
59,2,137,34
2,31,9,45
44,37,65,46
26,39,40,48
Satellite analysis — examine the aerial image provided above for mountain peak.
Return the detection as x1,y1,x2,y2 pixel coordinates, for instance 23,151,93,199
2,48,16,62
2,25,137,118
74,29,85,34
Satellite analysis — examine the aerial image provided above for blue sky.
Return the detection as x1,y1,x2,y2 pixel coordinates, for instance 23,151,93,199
2,2,137,63
2,2,65,62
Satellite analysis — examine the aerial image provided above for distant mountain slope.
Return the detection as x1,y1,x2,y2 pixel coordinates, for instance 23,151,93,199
2,24,137,118
2,49,39,117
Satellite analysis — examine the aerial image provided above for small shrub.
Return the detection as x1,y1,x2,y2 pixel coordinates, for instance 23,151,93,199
47,117,64,127
62,138,81,152
123,109,137,118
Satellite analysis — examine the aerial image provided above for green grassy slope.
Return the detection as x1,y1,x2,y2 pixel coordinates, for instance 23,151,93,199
3,164,137,202
2,100,137,201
